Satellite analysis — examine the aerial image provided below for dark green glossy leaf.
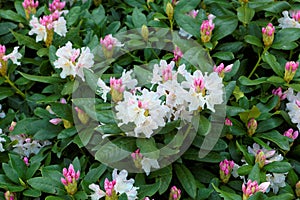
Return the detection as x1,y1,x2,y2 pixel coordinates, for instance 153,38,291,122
175,164,197,199
237,6,255,24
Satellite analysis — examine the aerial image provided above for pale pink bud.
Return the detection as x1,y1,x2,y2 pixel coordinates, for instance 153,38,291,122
162,64,173,81
49,118,62,125
292,10,300,22
296,100,300,108
272,87,287,100
25,138,31,143
63,168,68,177
200,14,215,43
284,128,299,140
188,10,199,19
23,157,29,166
285,61,299,72
61,177,67,186
9,121,17,132
60,98,67,104
0,45,6,56
193,77,205,93
170,186,181,200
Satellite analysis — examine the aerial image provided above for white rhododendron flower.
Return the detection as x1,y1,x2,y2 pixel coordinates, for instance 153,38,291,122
266,173,287,194
141,157,160,176
278,11,300,29
180,67,223,112
29,16,47,42
89,183,106,200
54,41,94,81
0,129,6,152
286,88,300,131
115,89,169,138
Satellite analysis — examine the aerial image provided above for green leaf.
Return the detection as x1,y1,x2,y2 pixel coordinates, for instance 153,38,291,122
61,80,79,95
237,164,252,176
236,141,254,165
239,76,267,86
212,51,234,61
57,127,78,139
237,6,255,24
133,65,152,86
212,16,238,41
83,164,107,184
66,6,81,26
265,193,294,200
132,7,147,28
264,161,292,173
248,163,260,182
0,22,17,35
257,130,290,151
0,87,14,100
18,71,64,84
212,184,242,200
239,105,261,124
136,138,159,159
174,164,197,199
2,163,20,184
26,161,41,179
244,35,263,47
0,10,26,23
149,165,172,195
256,118,283,133
262,51,284,77
50,102,73,122
9,154,26,179
197,115,211,136
27,177,65,195
23,189,41,197
11,31,43,50
45,196,66,200
138,182,160,199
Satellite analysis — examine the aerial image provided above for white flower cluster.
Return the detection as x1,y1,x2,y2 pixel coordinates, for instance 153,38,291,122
9,134,51,158
278,11,300,29
97,60,224,138
286,88,300,131
54,41,94,81
89,169,138,200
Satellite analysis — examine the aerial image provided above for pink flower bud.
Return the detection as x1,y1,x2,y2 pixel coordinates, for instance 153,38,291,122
224,118,233,126
200,14,215,43
172,46,183,62
188,10,199,19
292,10,300,22
169,186,181,200
247,118,257,136
9,121,17,132
284,128,299,140
49,118,62,125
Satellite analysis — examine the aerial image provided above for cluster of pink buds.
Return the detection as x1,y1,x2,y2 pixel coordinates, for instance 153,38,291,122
61,164,80,195
169,186,181,200
131,149,143,169
247,118,257,137
200,14,215,43
22,0,39,20
224,118,233,126
39,11,60,30
100,34,124,59
104,178,117,197
292,10,300,22
284,128,299,140
284,61,299,83
173,46,183,62
110,77,125,102
262,23,275,47
49,0,66,12
219,159,234,183
213,63,233,78
272,87,287,100
242,180,270,200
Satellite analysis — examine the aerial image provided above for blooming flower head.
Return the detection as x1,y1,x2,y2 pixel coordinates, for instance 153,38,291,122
169,186,181,200
200,14,215,43
278,11,300,29
61,164,80,195
115,89,169,138
242,179,270,200
248,143,283,168
180,67,223,112
284,61,299,83
54,41,94,81
100,34,124,58
266,173,287,194
97,69,138,102
29,11,67,46
286,88,300,131
213,63,233,78
0,45,22,76
22,0,39,20
262,23,275,47
219,159,235,183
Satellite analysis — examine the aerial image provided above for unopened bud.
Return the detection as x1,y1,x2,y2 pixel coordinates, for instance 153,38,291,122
247,118,257,137
141,25,149,41
166,3,174,21
296,181,300,197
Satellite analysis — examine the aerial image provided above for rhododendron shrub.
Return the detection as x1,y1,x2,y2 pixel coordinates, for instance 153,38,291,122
0,0,299,200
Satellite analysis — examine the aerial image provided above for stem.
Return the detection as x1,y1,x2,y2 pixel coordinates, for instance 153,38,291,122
248,48,268,79
4,75,26,99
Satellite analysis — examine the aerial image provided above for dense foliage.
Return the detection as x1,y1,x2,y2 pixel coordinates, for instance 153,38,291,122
0,0,300,200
